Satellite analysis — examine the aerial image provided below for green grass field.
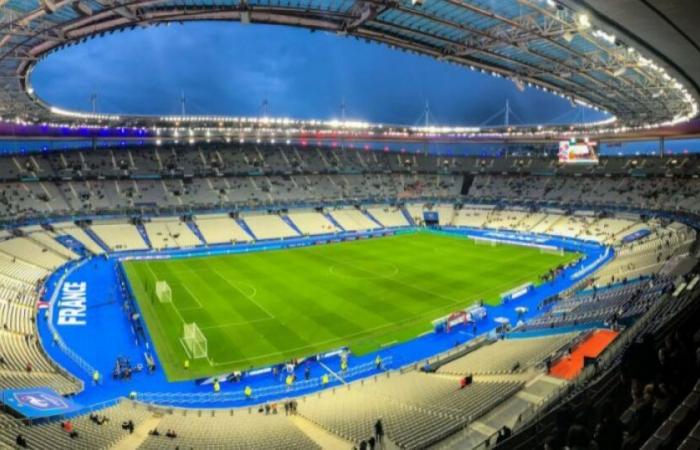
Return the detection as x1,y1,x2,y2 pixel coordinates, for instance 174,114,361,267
123,231,579,381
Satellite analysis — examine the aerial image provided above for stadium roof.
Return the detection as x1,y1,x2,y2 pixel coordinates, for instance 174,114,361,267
0,0,698,136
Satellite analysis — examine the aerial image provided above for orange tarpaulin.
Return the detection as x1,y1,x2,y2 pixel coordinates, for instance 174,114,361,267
550,329,619,380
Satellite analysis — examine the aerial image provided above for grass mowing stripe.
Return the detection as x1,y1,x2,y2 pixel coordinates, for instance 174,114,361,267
123,232,579,380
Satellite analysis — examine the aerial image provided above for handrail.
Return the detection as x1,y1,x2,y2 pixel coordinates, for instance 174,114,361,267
136,357,392,405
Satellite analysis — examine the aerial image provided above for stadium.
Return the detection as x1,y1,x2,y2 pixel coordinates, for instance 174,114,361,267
0,0,699,449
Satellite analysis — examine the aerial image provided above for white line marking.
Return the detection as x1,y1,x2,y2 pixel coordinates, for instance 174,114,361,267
200,317,275,330
319,361,346,385
210,267,275,319
181,283,203,308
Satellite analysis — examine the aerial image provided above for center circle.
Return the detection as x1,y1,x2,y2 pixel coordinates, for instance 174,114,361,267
228,281,257,298
329,260,399,279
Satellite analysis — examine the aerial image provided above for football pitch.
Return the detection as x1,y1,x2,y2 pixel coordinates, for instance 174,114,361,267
122,231,579,381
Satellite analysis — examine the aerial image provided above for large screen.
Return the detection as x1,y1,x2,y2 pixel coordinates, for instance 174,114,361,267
558,138,599,164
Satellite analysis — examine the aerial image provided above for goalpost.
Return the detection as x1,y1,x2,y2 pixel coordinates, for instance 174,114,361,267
473,237,498,247
182,322,208,359
155,281,172,303
539,246,565,256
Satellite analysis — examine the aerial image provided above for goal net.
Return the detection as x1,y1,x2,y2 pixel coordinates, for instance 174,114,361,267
182,322,207,359
539,246,564,256
473,237,497,247
155,281,172,303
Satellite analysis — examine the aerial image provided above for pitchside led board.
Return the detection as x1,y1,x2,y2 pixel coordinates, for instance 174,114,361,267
0,387,81,419
558,138,599,164
423,211,439,226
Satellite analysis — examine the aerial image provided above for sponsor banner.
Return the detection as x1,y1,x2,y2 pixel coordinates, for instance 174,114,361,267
0,387,81,419
423,211,439,222
621,229,651,244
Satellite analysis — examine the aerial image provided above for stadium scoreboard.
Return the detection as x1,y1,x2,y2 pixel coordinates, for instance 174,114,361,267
423,211,439,226
558,138,599,164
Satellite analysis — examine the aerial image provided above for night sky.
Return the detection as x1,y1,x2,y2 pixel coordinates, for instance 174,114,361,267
30,22,608,127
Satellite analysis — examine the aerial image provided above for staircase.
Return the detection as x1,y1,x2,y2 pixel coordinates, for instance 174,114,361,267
185,220,207,245
400,206,415,226
362,209,385,228
324,212,346,232
83,226,112,253
135,222,153,249
110,415,162,450
236,218,258,240
53,235,89,257
461,174,475,195
288,415,353,449
281,215,304,236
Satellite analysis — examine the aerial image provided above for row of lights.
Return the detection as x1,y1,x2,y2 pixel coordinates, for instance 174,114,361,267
8,1,698,138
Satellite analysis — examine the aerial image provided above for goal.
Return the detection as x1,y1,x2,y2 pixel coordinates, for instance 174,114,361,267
473,237,497,247
540,246,565,256
182,322,207,359
155,281,172,303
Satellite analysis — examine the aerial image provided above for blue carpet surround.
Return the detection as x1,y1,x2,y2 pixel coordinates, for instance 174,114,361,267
36,226,611,409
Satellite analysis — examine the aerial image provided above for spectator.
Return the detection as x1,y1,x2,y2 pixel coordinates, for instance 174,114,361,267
121,419,135,434
15,434,27,448
374,418,384,446
593,401,622,450
62,420,78,439
566,424,596,450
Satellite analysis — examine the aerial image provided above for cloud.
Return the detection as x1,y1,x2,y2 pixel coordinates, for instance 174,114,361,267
30,22,608,124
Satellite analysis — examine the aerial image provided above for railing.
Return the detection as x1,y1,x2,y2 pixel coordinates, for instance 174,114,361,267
481,287,682,450
136,357,391,406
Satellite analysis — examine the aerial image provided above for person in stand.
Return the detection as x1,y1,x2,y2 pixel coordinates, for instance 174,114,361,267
15,434,27,448
374,418,384,447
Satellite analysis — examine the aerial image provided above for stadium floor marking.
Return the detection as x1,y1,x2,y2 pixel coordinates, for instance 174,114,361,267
181,284,203,309
328,261,399,279
199,317,275,330
209,268,274,319
138,242,580,370
319,360,346,385
205,260,575,366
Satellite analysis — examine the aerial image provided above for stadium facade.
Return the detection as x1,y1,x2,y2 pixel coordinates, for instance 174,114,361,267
0,1,698,449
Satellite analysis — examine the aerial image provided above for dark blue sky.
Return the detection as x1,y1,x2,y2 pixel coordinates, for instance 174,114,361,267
32,22,606,126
